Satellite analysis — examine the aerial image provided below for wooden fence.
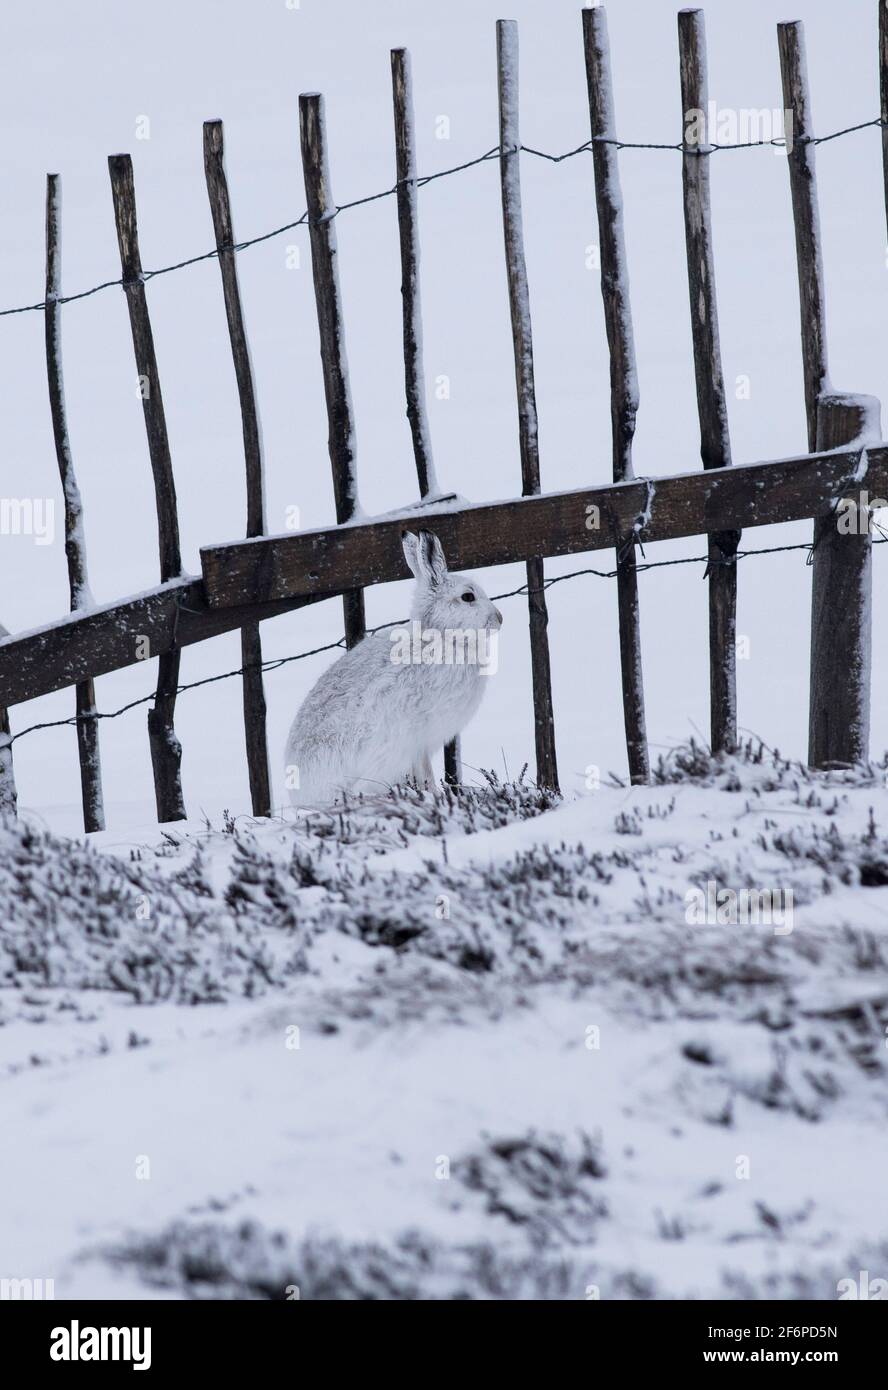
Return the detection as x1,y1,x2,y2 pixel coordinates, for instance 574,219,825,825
0,4,886,830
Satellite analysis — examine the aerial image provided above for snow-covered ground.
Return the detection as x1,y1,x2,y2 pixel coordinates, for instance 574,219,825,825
3,747,887,1300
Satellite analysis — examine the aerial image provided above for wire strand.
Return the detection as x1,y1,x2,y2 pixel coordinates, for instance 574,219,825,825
1,118,884,319
5,534,886,748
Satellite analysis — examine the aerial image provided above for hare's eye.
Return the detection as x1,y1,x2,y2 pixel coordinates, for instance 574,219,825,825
461,591,475,603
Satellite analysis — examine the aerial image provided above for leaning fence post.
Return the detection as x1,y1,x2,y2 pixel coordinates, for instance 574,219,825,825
298,93,366,650
45,174,106,833
678,8,738,757
108,153,186,823
203,121,272,818
582,5,650,786
496,18,559,793
778,20,831,453
808,393,879,768
390,48,461,788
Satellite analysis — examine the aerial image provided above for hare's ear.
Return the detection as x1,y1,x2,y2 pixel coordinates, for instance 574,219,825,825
417,530,448,589
402,529,448,588
401,530,422,579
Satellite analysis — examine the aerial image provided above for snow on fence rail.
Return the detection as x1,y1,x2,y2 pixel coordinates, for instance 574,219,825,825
1,4,887,830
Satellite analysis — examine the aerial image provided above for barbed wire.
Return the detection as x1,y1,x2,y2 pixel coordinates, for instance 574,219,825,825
3,110,886,749
5,531,886,749
1,116,884,319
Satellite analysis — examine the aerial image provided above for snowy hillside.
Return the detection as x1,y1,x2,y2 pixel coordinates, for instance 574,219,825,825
3,746,887,1300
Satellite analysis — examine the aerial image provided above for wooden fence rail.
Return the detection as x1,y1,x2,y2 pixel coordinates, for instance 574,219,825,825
1,442,885,719
198,447,888,610
0,4,884,829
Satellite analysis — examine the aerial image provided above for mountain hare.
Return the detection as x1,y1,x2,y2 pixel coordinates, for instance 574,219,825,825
285,530,502,806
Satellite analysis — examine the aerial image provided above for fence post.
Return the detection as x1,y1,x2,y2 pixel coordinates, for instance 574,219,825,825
880,1,888,242
298,93,366,650
45,174,106,833
496,18,559,793
390,48,460,788
108,153,186,823
778,20,830,452
0,701,15,817
203,121,272,818
582,5,650,786
808,393,879,768
678,8,738,757
391,49,438,503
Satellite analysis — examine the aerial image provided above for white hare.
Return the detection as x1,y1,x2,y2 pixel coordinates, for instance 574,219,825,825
285,530,502,806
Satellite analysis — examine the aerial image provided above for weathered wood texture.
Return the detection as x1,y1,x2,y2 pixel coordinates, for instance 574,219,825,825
808,393,879,768
46,179,94,613
442,739,463,788
108,157,182,580
45,174,105,833
778,20,830,452
391,49,438,501
881,1,888,241
3,444,885,714
497,19,559,792
109,153,185,822
298,93,365,649
203,120,271,817
583,5,649,785
0,704,15,816
0,580,327,710
199,445,888,609
391,48,459,783
678,8,738,756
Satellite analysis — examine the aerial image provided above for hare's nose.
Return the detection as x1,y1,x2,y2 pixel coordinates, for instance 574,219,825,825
494,607,503,626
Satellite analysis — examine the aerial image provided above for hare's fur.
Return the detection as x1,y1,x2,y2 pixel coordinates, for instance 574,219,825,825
285,531,502,806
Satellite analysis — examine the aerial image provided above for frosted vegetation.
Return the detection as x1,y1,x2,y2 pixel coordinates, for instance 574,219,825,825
2,748,888,1299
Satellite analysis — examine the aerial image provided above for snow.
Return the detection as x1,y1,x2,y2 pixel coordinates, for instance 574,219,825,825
635,477,655,532
2,751,888,1299
828,394,882,450
1,0,888,1304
